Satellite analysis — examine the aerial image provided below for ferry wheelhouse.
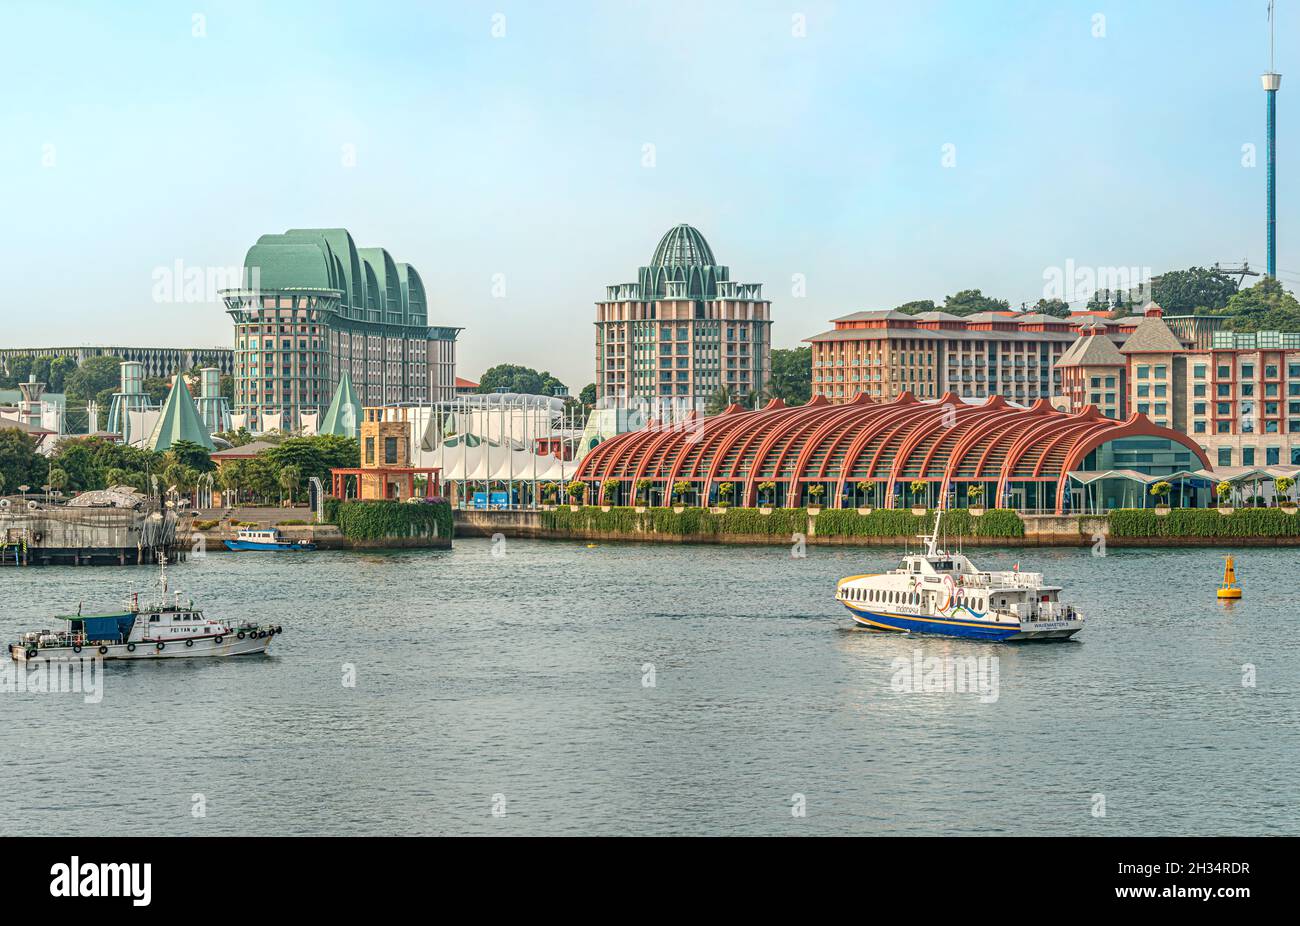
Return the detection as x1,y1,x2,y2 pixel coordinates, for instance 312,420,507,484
836,512,1084,641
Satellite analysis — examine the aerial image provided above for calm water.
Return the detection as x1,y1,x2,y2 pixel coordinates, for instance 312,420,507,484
1,538,1296,836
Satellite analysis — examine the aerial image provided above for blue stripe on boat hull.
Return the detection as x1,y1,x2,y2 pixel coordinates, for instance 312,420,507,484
844,604,1022,641
223,540,317,552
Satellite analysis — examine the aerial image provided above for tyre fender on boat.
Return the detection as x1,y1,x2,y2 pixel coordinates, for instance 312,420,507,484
126,643,136,652
185,639,194,647
214,636,223,645
98,645,108,655
72,644,82,654
26,647,37,659
155,641,165,651
236,631,245,640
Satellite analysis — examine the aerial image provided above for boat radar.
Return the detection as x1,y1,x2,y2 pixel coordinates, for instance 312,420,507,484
1217,557,1242,599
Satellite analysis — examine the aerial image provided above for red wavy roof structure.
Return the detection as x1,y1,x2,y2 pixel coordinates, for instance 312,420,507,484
575,392,1211,514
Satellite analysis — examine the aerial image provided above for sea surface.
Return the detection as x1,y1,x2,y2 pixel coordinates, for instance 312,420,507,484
1,539,1296,836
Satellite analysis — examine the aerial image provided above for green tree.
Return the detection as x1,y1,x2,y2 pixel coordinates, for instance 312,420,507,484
64,355,122,404
1219,277,1300,333
168,439,214,474
578,383,597,406
278,464,302,505
1150,267,1238,313
705,387,735,415
47,467,69,494
943,289,1010,316
218,461,247,505
477,364,568,397
894,300,937,315
768,347,811,405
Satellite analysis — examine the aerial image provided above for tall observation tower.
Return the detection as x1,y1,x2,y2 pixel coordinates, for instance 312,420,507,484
1263,1,1282,277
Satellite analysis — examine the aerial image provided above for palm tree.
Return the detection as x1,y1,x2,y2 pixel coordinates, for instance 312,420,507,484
910,479,928,509
635,478,651,505
856,480,874,507
279,464,301,506
966,484,984,507
705,387,734,416
806,484,826,506
758,480,777,506
601,478,619,505
672,481,692,505
717,482,735,507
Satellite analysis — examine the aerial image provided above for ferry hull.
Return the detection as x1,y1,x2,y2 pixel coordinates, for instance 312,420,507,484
9,632,274,663
845,605,1081,642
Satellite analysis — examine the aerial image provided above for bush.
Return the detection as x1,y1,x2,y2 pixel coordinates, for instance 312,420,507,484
536,506,1024,539
814,508,1023,538
1108,508,1300,538
333,500,453,540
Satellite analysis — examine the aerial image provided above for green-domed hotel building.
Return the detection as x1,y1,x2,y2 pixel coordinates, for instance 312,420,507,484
222,228,461,432
596,224,772,413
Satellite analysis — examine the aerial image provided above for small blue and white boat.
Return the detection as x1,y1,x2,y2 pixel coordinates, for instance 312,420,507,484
836,511,1083,642
224,528,316,552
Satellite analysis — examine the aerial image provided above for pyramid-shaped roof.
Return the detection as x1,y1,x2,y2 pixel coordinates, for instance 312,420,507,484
1120,315,1186,354
147,377,215,451
319,370,361,438
1058,327,1125,367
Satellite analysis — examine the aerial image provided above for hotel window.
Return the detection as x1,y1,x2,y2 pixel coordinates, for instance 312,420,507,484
1137,365,1149,379
1218,365,1231,378
1194,421,1206,433
1218,448,1233,466
1137,384,1150,397
1267,447,1281,465
1291,363,1300,378
1218,384,1231,398
1217,421,1231,433
1243,448,1256,465
1267,365,1279,379
1194,384,1207,397
1242,364,1255,378
1154,365,1166,378
1194,364,1207,379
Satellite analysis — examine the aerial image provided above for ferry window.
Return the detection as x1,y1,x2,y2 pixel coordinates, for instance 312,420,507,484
150,616,158,622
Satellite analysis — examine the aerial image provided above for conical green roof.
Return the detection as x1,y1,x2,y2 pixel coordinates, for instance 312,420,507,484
148,376,215,451
319,370,361,438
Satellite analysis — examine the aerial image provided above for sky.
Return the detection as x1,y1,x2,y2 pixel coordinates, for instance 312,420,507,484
1,0,1296,391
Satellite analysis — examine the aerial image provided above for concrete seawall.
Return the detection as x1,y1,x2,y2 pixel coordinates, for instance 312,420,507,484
453,508,1300,547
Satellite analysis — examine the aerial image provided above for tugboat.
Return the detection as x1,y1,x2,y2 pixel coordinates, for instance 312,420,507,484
8,557,281,662
836,511,1084,641
224,527,316,552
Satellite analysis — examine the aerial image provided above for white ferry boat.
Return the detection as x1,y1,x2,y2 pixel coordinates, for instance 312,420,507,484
8,558,281,663
836,511,1084,642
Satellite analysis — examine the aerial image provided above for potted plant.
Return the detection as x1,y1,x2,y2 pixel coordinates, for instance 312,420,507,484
856,480,874,514
714,482,734,512
671,480,691,512
966,483,985,515
910,480,928,515
1216,480,1233,514
566,480,586,511
600,478,618,511
1149,480,1172,515
635,478,651,513
758,480,776,514
806,483,825,514
1276,476,1296,512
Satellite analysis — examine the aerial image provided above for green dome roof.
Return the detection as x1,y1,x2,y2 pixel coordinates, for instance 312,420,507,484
650,224,716,267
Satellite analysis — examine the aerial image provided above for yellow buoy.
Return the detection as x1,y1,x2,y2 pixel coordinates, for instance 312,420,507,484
1217,556,1242,599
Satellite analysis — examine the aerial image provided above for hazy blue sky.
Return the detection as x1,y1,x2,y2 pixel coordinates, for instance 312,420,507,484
1,0,1294,390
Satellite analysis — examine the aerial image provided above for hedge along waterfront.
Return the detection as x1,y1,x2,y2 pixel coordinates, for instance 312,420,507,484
537,506,1024,539
813,508,1024,539
332,500,453,540
540,506,806,536
1108,507,1300,538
